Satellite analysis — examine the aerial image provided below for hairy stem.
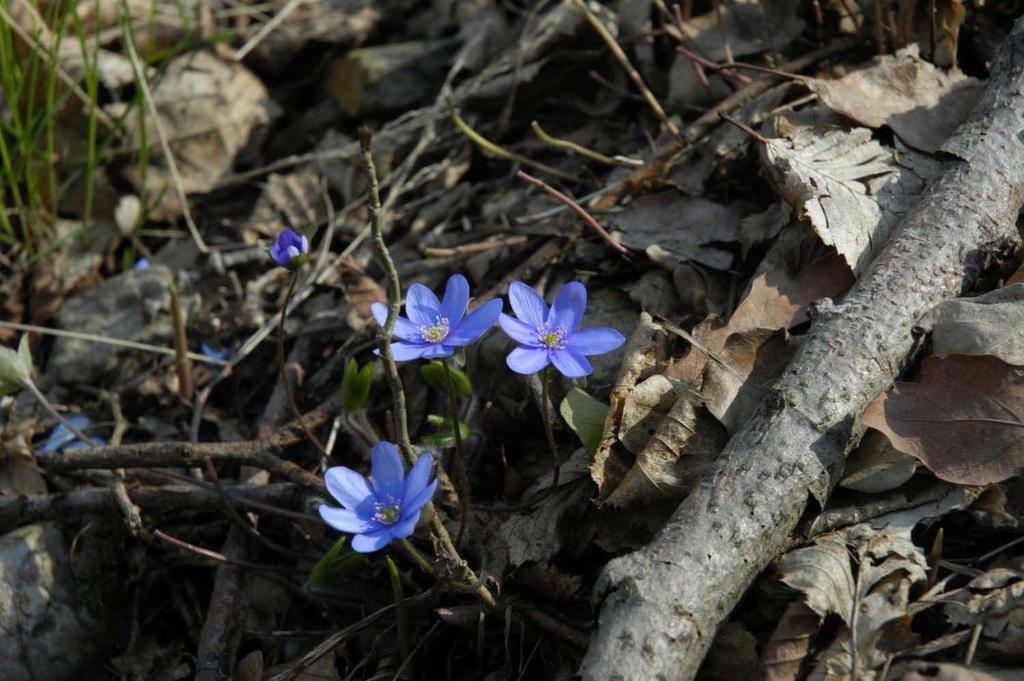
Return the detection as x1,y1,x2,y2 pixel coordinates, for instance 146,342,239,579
359,126,494,609
278,272,329,459
441,358,469,543
540,368,561,492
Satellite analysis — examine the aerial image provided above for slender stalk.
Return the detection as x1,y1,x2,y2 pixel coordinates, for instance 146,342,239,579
277,273,329,459
23,379,97,445
359,127,413,461
540,368,561,492
360,127,494,609
441,358,469,544
385,556,412,666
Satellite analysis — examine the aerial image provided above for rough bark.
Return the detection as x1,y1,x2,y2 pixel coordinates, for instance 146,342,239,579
580,20,1024,681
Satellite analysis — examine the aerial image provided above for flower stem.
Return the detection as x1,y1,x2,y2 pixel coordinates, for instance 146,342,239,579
441,358,469,544
23,378,97,445
361,127,494,609
278,272,329,459
540,368,561,492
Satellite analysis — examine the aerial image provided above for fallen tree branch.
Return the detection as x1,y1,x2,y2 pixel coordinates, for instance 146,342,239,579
0,482,305,535
580,19,1024,681
35,405,335,493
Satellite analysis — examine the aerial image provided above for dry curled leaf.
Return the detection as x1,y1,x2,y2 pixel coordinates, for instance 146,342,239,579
921,284,1024,365
808,45,983,153
862,355,1024,486
762,124,938,275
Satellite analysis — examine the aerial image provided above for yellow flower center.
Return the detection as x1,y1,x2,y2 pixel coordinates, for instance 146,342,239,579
373,501,401,525
537,326,566,349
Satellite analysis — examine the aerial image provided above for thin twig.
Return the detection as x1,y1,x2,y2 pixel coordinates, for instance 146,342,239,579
447,101,584,184
531,121,641,167
106,392,143,535
233,0,303,61
152,529,293,573
712,0,734,64
168,281,194,402
516,171,627,254
573,0,680,138
121,6,208,253
0,321,229,365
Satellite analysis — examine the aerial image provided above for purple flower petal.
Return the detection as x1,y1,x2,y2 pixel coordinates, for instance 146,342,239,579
389,511,421,539
418,344,455,359
390,342,432,361
351,527,393,553
506,346,551,374
325,467,375,512
498,313,539,346
371,304,422,343
402,454,434,508
568,327,626,356
404,478,438,514
547,282,587,333
269,229,309,268
508,282,548,327
405,283,442,326
550,348,593,378
370,441,405,502
447,299,502,346
319,506,381,534
439,274,470,324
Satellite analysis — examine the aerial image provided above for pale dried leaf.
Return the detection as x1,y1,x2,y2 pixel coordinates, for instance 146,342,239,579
617,375,681,454
603,395,727,507
944,562,1024,640
762,124,938,274
777,536,854,623
590,313,668,497
808,45,983,153
121,52,273,219
921,284,1024,365
248,171,328,241
862,355,1024,485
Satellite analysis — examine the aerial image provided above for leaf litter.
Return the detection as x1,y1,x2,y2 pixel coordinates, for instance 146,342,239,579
1,1,1023,679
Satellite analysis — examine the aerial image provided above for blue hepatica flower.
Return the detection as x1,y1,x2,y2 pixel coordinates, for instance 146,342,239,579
499,281,626,378
268,229,309,269
37,415,105,453
371,274,502,361
319,441,438,553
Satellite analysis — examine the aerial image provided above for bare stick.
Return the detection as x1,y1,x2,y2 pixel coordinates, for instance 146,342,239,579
531,121,641,166
712,0,734,64
0,321,228,365
572,0,680,138
233,0,303,61
516,171,627,254
581,19,1024,680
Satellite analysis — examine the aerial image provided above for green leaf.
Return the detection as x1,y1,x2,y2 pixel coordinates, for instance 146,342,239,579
340,359,373,412
559,388,609,454
386,556,411,662
420,361,472,397
308,537,365,588
420,414,471,447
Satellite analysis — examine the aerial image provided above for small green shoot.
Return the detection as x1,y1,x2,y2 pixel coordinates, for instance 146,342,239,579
420,360,472,396
307,537,364,588
420,414,471,447
340,358,373,412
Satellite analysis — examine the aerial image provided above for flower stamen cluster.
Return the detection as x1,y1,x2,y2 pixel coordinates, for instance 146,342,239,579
417,316,450,344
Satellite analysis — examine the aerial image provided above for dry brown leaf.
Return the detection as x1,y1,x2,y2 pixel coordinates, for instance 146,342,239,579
702,329,798,434
119,51,273,220
247,171,328,241
590,313,668,499
602,394,727,507
762,124,939,274
758,601,820,681
609,192,748,270
944,561,1024,642
617,374,681,454
921,284,1024,366
808,45,983,153
840,430,918,494
497,479,593,567
862,355,1024,486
